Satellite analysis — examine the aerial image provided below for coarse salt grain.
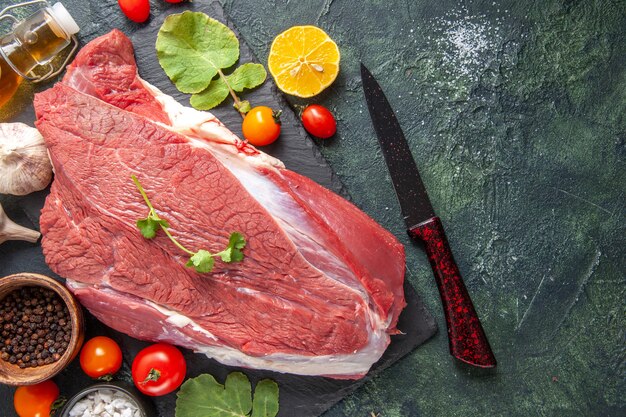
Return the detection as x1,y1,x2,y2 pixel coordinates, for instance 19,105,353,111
68,389,142,417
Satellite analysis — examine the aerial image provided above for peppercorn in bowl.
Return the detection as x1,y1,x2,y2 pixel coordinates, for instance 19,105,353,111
0,273,84,385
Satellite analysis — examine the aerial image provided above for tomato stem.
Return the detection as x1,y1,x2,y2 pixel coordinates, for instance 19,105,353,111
51,397,67,412
272,110,283,125
292,103,307,117
140,368,162,385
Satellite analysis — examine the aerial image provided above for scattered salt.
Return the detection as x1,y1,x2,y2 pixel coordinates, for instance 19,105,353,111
68,389,142,417
424,2,511,96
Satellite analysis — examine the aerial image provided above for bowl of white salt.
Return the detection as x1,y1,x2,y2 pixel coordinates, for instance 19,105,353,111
60,381,154,417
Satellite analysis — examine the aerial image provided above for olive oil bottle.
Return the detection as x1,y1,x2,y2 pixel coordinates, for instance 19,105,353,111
0,55,22,107
0,2,79,108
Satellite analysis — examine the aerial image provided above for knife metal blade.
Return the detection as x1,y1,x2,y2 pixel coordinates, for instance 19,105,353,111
360,64,435,229
361,63,496,369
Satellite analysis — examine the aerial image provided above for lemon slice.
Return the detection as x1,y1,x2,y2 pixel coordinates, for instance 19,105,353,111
268,25,340,98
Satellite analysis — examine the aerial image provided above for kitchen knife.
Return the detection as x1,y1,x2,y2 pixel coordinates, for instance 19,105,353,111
361,63,496,368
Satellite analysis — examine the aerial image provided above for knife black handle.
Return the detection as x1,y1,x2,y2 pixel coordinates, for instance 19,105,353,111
408,217,496,368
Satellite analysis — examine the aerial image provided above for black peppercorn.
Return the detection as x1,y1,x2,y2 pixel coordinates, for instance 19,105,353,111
0,286,71,368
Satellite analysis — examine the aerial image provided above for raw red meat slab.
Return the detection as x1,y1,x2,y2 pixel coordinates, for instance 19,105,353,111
33,30,406,378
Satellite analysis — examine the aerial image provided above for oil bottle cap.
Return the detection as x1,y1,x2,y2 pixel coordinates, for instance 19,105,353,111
49,2,80,36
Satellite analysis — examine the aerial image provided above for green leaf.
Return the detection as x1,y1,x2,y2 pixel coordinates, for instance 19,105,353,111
186,250,215,273
189,79,230,110
226,372,253,416
156,11,240,94
217,232,246,263
251,379,279,417
229,232,246,262
231,232,246,249
224,63,267,91
191,64,267,110
175,373,253,417
132,176,244,274
136,216,169,239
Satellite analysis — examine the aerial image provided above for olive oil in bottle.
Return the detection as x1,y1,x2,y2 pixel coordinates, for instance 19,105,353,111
0,2,79,108
0,56,23,107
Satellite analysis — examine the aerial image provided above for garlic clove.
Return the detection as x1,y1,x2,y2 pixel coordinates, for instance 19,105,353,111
0,202,40,245
0,122,53,196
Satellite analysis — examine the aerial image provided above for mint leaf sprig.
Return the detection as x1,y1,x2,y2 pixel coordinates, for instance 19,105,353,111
131,175,246,273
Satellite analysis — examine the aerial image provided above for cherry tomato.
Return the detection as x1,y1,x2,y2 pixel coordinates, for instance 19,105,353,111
118,0,150,23
14,380,59,417
79,336,123,378
301,104,337,139
242,106,282,146
132,343,186,396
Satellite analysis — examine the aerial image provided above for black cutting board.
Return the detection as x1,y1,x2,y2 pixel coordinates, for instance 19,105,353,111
0,2,437,416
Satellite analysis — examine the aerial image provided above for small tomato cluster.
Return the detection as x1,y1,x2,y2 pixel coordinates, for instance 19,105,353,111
242,104,337,147
79,336,186,397
13,337,186,417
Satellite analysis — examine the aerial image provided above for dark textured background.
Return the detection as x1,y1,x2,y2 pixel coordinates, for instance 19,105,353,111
1,0,625,416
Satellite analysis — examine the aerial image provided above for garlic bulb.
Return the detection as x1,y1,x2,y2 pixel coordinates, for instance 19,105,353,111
0,122,53,196
0,202,40,245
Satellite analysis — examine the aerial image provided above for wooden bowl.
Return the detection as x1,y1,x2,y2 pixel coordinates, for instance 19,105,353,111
0,273,84,385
